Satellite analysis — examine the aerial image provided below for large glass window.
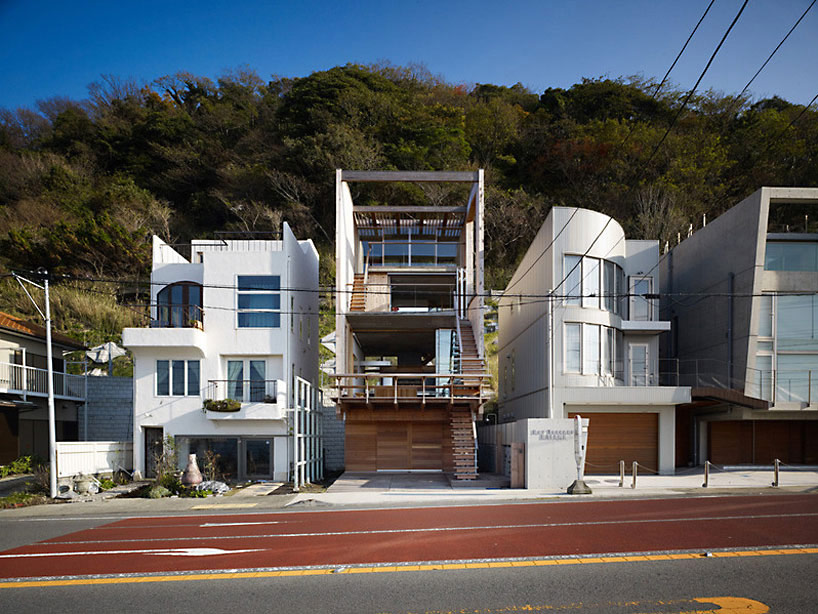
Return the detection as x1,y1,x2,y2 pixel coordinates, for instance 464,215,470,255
777,295,818,351
564,254,622,314
583,324,600,374
227,360,244,399
564,255,581,306
582,258,600,309
565,323,581,372
156,359,200,396
156,282,202,328
237,275,280,328
629,277,652,321
765,242,818,271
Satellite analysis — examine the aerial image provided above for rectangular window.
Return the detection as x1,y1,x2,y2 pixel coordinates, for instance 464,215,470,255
630,277,652,321
157,360,169,396
777,295,818,351
156,359,199,396
564,255,581,306
604,261,615,313
602,327,614,376
249,360,266,402
565,323,581,372
238,275,280,328
172,360,185,396
583,324,600,374
765,242,818,271
227,360,244,400
629,344,648,386
582,257,600,309
187,361,200,396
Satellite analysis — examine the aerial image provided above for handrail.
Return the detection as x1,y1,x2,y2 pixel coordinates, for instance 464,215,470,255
455,315,464,373
364,243,372,285
0,361,85,400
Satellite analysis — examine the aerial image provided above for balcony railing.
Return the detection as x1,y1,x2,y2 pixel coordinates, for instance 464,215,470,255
206,379,280,404
333,372,490,402
0,361,85,401
152,305,204,329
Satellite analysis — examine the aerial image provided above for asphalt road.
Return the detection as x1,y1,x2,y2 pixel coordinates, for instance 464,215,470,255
0,493,816,612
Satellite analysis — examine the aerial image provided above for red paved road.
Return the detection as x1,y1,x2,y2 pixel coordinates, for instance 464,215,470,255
1,494,816,580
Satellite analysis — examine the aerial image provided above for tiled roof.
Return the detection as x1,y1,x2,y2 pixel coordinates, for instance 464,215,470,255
0,311,86,350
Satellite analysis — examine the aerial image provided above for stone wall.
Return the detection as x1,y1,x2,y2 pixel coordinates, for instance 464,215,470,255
82,376,133,441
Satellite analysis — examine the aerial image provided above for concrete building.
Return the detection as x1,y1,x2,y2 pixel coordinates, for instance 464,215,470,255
0,311,85,463
123,224,321,482
660,187,818,466
496,207,690,476
332,170,489,479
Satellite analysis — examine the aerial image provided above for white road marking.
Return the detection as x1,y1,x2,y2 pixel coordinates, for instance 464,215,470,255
200,521,287,527
0,547,263,559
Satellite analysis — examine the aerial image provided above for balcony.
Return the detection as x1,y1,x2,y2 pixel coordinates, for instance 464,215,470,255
0,361,85,401
333,372,489,405
122,320,207,355
203,378,286,420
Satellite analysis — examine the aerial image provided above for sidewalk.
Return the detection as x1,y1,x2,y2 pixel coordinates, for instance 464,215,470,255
1,468,815,519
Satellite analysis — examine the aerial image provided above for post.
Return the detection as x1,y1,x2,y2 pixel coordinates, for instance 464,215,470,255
44,275,57,499
702,460,710,488
619,460,625,487
631,461,637,489
773,458,780,488
567,415,591,494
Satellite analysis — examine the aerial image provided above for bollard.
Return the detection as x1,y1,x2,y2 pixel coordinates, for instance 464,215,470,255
619,460,625,488
773,458,780,488
702,460,710,488
631,461,638,489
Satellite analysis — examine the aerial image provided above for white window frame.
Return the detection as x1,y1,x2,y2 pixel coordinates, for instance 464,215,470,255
628,343,649,386
237,275,281,329
156,359,200,397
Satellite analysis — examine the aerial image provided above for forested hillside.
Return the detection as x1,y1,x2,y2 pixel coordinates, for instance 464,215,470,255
1,63,816,296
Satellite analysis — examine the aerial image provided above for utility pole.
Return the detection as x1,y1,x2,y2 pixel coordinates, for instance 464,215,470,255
14,269,57,498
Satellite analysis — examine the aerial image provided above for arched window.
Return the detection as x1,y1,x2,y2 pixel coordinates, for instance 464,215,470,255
156,282,203,328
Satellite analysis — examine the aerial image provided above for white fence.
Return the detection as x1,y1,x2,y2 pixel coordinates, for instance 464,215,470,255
55,441,133,478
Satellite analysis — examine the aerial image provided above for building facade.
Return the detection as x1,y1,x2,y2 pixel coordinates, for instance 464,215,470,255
123,223,320,482
660,187,818,466
333,170,489,479
497,207,689,475
0,311,85,464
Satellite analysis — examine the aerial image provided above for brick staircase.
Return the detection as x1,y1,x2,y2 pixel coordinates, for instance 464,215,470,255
450,409,477,480
349,274,366,312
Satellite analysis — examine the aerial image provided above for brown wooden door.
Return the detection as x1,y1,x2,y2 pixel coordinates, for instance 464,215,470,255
410,422,443,470
377,423,410,470
345,423,377,471
569,412,658,474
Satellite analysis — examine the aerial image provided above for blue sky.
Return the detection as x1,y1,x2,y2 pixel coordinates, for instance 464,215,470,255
0,0,815,111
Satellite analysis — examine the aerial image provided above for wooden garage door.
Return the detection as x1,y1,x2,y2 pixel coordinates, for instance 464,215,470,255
709,420,818,465
346,422,443,471
569,412,658,474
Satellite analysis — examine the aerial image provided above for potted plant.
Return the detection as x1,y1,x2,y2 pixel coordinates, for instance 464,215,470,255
202,398,242,412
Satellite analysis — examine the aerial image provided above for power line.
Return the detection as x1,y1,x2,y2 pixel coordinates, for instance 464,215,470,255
732,0,816,112
645,0,749,167
620,0,716,150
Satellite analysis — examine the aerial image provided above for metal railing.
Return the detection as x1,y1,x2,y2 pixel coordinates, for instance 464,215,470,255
152,305,204,329
206,379,279,404
660,358,818,404
333,372,490,402
0,361,85,400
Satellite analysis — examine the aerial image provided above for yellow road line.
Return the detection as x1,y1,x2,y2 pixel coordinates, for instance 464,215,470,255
1,547,815,589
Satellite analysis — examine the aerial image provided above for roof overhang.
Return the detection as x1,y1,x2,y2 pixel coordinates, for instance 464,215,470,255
346,311,457,355
690,387,769,410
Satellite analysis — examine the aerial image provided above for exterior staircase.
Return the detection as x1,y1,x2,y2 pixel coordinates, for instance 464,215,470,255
349,274,366,312
450,409,477,480
458,320,488,392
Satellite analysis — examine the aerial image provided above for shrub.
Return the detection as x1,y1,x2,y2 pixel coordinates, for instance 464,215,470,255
147,485,171,499
0,455,45,478
98,477,116,490
0,492,47,509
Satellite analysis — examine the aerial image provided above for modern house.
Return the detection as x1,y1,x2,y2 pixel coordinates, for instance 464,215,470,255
660,187,818,466
122,223,322,483
495,207,690,476
332,170,489,479
0,311,85,464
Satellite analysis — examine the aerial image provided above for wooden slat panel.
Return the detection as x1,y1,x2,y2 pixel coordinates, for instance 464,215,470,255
569,412,658,474
411,422,443,470
377,423,410,470
345,423,377,471
710,420,818,465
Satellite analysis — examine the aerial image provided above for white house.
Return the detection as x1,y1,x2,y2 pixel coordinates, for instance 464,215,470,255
493,207,690,477
122,223,320,482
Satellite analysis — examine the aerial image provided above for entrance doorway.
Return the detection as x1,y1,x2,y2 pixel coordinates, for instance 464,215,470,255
241,438,273,479
144,427,164,478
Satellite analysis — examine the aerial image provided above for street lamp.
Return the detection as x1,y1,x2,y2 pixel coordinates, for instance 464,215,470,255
14,269,57,499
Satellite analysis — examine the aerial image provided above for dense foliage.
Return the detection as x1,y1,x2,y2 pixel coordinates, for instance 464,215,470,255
1,63,816,296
